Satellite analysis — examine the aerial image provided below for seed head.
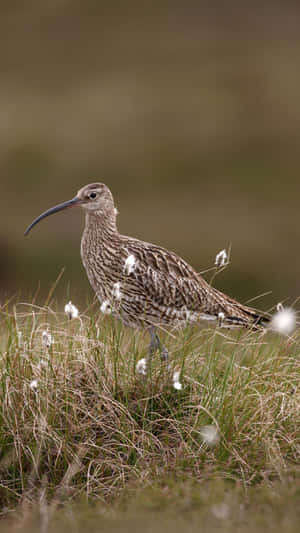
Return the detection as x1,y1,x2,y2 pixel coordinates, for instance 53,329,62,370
200,424,220,447
37,359,48,370
270,306,297,336
211,502,230,520
136,357,147,375
64,301,79,320
30,379,38,392
124,254,136,275
173,381,182,390
112,282,122,300
218,311,225,326
17,330,22,345
215,249,228,268
42,330,53,349
100,300,112,315
173,369,183,391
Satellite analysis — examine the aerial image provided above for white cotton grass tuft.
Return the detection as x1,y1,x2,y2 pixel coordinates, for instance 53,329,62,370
112,282,122,300
173,381,182,391
218,311,225,326
64,301,79,320
37,358,48,370
215,249,228,268
211,502,230,520
270,305,297,336
42,330,53,349
136,357,147,376
17,330,22,346
30,379,38,392
200,424,220,447
124,254,136,275
173,370,183,391
100,300,112,315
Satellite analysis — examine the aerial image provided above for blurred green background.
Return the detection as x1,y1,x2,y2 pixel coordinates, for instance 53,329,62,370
1,1,300,309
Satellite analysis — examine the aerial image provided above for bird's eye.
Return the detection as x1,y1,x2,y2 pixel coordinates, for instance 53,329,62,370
89,192,97,199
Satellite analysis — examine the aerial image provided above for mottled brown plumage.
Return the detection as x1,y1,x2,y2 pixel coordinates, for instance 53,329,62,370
25,182,268,332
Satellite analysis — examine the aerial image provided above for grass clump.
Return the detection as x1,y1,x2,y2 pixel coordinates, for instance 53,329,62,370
0,300,299,518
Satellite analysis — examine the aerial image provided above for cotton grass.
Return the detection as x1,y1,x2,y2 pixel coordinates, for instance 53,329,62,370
270,305,297,336
0,300,298,513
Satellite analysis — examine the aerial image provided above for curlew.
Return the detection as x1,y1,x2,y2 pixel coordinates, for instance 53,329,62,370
25,183,268,359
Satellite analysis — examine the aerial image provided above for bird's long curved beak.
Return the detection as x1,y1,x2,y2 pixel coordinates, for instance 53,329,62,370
24,196,83,236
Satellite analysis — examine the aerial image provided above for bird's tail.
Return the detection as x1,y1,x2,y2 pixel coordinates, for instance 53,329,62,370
212,287,270,329
227,308,270,329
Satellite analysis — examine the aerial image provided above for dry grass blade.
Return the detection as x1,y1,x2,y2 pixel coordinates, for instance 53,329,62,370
0,302,299,517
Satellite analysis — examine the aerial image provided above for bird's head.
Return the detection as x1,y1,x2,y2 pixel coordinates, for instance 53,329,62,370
24,182,115,236
76,183,114,212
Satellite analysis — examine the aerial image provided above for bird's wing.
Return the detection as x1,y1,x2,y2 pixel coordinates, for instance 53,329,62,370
121,238,218,314
120,238,267,326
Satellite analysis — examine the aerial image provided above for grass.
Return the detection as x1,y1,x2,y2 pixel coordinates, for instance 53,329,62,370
0,298,299,530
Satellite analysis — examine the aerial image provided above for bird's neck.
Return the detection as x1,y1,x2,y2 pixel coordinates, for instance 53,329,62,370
84,209,118,240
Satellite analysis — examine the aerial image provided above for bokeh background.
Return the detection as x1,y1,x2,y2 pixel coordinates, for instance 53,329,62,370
1,1,300,310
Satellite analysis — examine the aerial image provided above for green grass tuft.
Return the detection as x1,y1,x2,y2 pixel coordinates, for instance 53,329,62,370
0,300,299,524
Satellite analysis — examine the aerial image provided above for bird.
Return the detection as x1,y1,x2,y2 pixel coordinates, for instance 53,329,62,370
25,182,269,359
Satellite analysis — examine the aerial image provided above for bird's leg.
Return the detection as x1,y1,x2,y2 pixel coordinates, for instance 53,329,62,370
148,326,160,354
148,326,168,362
